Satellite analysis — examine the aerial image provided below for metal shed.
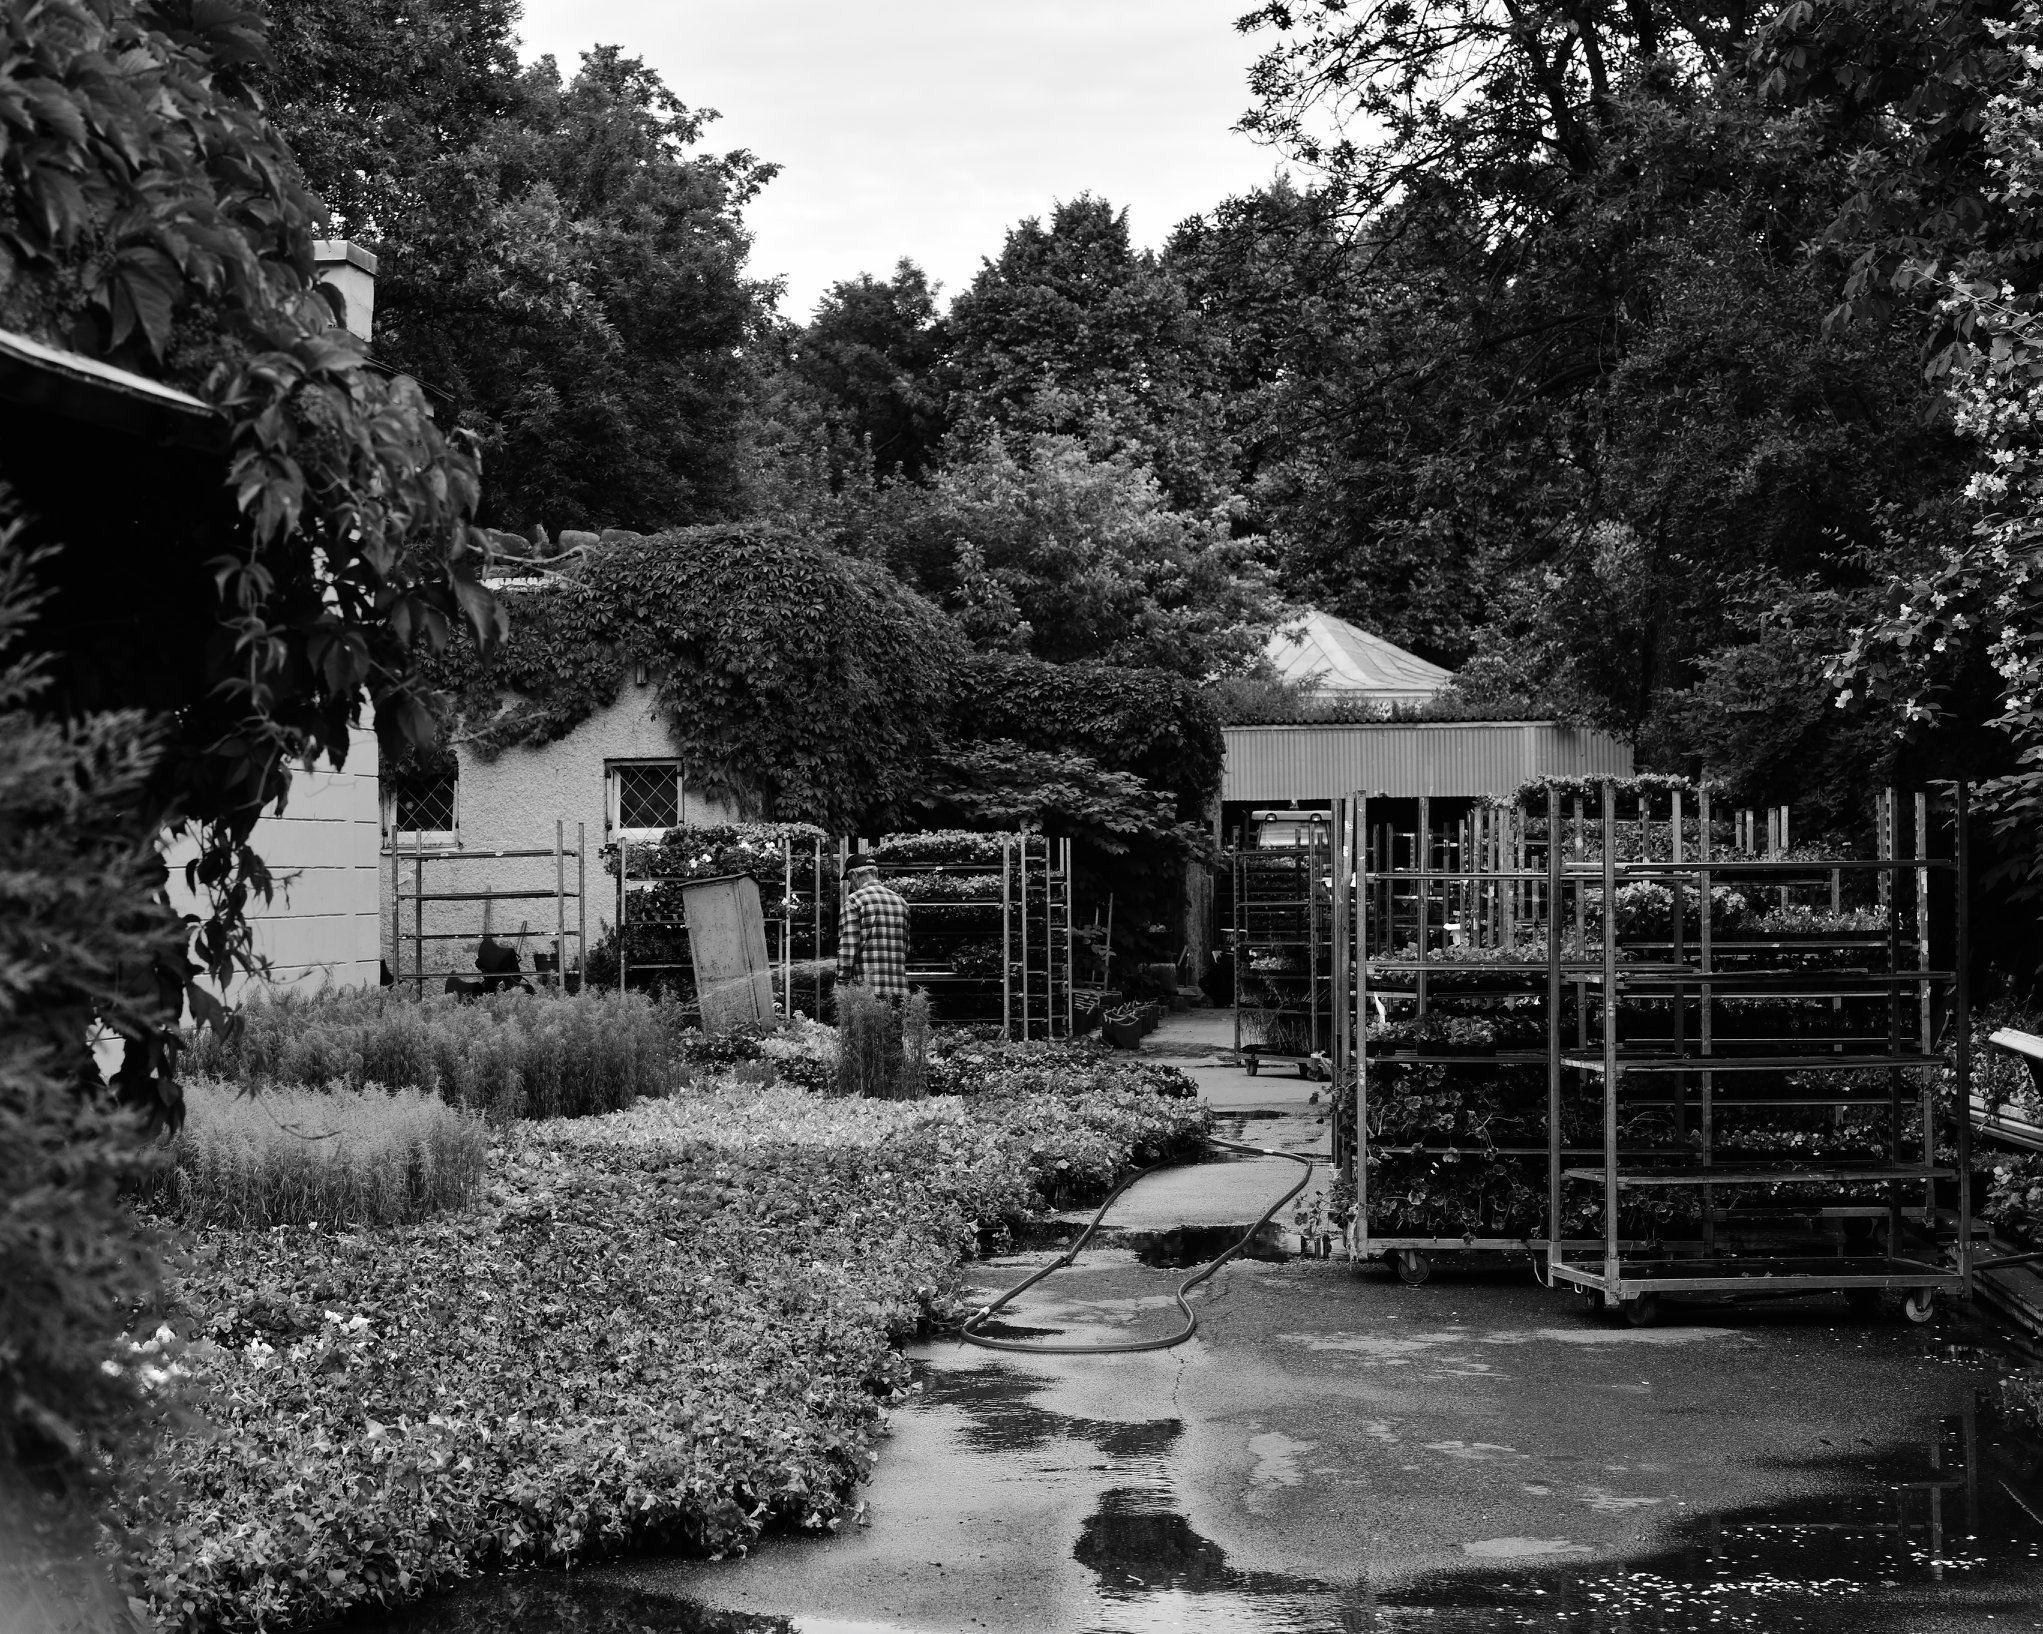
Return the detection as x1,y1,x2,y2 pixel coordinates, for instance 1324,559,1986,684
1221,720,1634,807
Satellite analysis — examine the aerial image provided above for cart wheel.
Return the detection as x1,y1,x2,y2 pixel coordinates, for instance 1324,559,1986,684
1617,1293,1662,1328
1394,1250,1431,1286
1902,1289,1939,1325
1843,1287,1884,1318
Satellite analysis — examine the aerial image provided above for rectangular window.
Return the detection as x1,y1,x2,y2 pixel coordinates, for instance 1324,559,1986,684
390,771,458,841
609,761,681,836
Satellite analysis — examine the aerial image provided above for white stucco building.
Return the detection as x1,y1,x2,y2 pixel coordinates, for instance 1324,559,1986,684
379,679,737,985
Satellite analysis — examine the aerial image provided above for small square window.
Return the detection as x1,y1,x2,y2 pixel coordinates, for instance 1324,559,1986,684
610,762,680,835
391,772,457,838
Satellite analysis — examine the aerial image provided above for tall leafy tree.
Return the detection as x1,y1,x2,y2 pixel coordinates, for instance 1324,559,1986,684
0,0,492,1523
1218,0,1976,823
792,259,949,484
260,0,778,532
851,432,1279,680
946,194,1237,512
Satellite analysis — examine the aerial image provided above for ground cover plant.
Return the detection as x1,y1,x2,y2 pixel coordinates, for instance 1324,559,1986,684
183,988,680,1116
124,1052,1209,1631
148,1078,487,1229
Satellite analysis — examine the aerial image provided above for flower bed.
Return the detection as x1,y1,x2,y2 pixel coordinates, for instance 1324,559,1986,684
127,1067,1208,1631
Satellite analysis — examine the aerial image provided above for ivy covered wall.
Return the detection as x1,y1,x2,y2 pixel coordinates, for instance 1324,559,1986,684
419,523,965,832
408,522,1230,972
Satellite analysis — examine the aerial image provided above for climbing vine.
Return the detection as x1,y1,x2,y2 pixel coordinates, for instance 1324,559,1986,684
425,525,965,831
0,0,496,1103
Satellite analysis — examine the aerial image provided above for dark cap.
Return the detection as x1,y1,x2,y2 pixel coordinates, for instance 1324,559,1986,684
845,852,880,872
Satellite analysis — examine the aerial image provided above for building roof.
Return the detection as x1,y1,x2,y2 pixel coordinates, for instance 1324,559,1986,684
0,325,224,450
1265,609,1453,700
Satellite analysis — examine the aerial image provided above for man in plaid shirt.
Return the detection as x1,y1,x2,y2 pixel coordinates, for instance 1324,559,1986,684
838,854,911,1000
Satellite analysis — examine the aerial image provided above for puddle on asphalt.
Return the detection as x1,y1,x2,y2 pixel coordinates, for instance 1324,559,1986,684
336,1339,2043,1634
1135,1222,1290,1268
999,1220,1294,1266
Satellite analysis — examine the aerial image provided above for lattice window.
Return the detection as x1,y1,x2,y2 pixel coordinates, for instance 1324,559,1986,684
612,762,680,833
393,773,457,835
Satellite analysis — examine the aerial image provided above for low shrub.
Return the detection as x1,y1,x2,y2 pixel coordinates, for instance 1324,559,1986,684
926,1037,1199,1103
147,1079,488,1229
1986,1154,2043,1243
184,988,680,1117
127,1074,1210,1631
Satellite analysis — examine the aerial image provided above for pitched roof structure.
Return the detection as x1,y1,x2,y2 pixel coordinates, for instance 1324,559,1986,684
1264,609,1454,700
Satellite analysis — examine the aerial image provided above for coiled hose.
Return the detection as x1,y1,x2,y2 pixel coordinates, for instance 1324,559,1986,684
957,1137,1317,1355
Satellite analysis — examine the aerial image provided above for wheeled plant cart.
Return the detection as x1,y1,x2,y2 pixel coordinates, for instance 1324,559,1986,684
1546,781,1973,1327
1345,786,1676,1282
1233,813,1333,1076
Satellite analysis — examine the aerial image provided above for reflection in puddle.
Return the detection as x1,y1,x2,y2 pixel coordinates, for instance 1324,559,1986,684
337,1387,2043,1634
1462,1538,1596,1561
325,1577,794,1634
1074,1488,1370,1627
1058,1396,2043,1632
1369,1398,2043,1631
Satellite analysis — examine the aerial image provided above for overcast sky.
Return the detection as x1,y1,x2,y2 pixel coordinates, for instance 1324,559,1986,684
514,0,1291,322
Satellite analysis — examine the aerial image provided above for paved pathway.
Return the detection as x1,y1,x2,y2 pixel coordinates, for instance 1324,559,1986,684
573,1014,2043,1633
1046,1008,1334,1243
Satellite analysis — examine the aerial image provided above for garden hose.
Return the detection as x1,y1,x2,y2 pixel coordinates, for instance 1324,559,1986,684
957,1137,1317,1355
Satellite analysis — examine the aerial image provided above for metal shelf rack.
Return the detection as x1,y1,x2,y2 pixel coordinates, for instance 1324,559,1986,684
388,820,586,992
615,832,831,1016
1346,789,1610,1281
1545,781,1972,1324
1003,834,1074,1040
1232,816,1332,1074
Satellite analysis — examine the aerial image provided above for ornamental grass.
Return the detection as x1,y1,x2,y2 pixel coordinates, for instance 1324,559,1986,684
155,1078,488,1229
184,987,679,1117
833,984,930,1100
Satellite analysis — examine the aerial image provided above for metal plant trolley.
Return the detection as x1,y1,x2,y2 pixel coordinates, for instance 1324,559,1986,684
1232,812,1332,1076
389,820,587,991
1002,834,1074,1040
1546,780,1972,1325
1345,788,1647,1283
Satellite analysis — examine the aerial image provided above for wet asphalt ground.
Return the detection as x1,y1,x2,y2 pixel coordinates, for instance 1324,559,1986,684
354,1012,2043,1633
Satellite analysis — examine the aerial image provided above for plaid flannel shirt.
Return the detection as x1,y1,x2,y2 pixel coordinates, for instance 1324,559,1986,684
838,880,911,998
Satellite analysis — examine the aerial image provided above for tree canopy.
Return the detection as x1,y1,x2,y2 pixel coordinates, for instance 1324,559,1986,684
791,259,949,485
259,0,779,532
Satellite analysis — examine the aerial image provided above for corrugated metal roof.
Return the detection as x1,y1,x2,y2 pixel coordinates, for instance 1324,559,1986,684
1265,610,1454,699
1222,721,1635,802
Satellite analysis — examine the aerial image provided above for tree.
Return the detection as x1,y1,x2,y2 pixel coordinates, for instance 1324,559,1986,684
945,194,1237,512
1171,181,1564,664
792,259,949,484
852,432,1280,679
1237,0,1750,209
260,0,779,533
1838,6,2043,900
1,0,494,1026
1,0,490,1521
1217,1,1978,819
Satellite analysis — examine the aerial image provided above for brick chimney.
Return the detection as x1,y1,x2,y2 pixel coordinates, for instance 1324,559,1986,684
312,240,378,343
